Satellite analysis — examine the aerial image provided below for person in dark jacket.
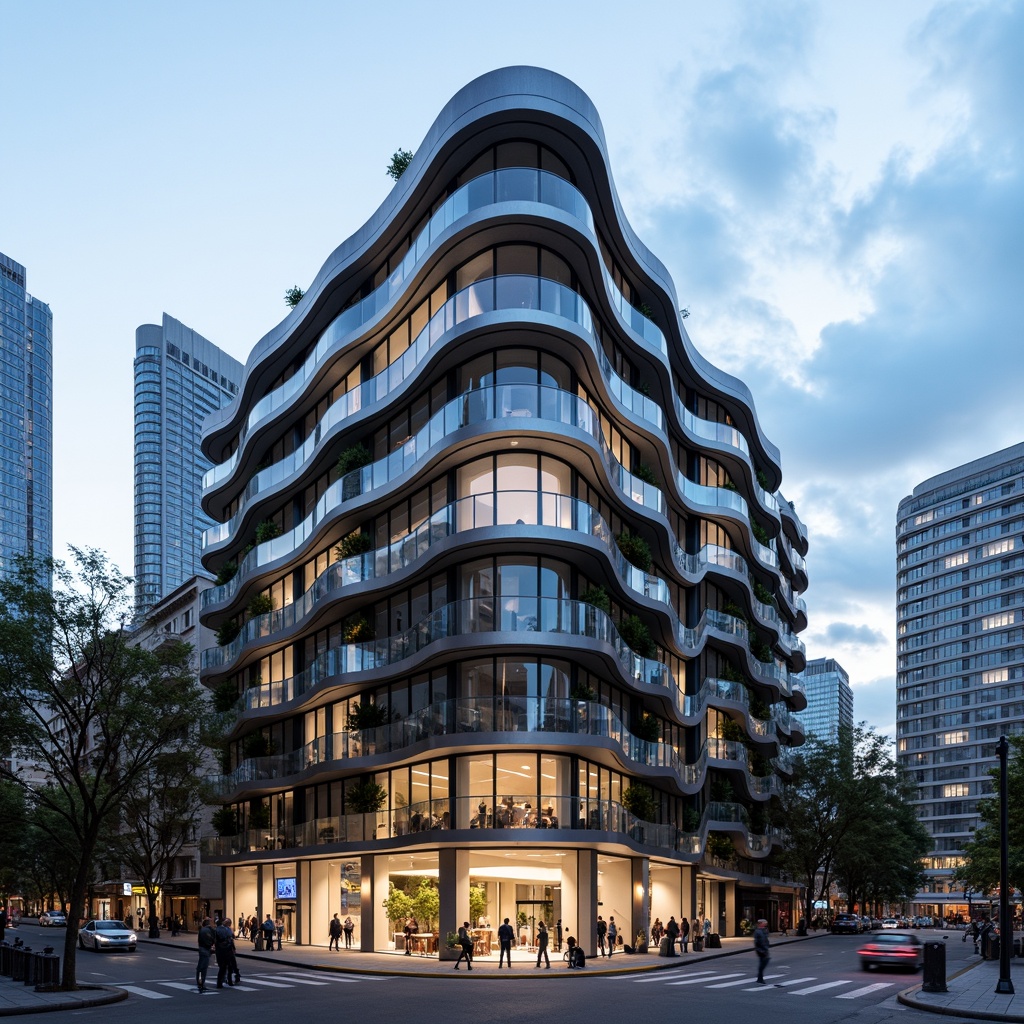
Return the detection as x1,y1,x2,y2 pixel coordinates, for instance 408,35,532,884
665,915,680,955
753,918,770,983
329,913,342,951
454,921,474,970
680,915,690,953
497,917,515,967
535,921,550,968
596,915,608,956
196,917,215,993
261,914,276,951
214,918,236,988
343,916,355,949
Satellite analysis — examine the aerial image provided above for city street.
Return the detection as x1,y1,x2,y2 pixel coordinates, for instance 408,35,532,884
8,925,982,1024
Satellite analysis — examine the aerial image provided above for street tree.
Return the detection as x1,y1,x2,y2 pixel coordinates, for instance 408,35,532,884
21,789,83,914
108,748,206,937
0,780,29,905
956,734,1024,896
0,549,205,990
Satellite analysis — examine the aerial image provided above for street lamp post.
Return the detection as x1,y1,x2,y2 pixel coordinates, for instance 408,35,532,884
996,736,1014,995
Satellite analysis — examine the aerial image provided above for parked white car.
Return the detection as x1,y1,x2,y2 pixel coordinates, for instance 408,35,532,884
881,918,899,929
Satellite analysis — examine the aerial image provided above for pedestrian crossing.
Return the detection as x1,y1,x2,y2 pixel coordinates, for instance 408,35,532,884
607,970,897,1001
114,970,384,1000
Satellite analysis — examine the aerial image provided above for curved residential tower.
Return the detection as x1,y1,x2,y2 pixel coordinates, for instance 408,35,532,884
199,67,809,953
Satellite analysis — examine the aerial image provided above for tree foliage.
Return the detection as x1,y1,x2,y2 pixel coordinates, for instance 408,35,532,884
284,286,305,308
386,148,414,181
775,724,927,921
956,734,1024,895
0,550,205,989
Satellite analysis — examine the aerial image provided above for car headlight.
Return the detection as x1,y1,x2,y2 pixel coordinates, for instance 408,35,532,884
129,933,137,941
95,935,108,943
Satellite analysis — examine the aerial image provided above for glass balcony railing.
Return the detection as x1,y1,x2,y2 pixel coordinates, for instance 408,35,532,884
206,168,766,503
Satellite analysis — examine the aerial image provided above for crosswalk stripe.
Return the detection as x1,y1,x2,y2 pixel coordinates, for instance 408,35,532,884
709,974,784,988
667,972,744,986
115,985,171,999
160,982,215,993
775,977,817,987
273,972,364,984
837,982,894,999
230,985,260,991
238,978,295,988
790,980,854,995
251,973,327,986
626,970,720,983
298,973,384,982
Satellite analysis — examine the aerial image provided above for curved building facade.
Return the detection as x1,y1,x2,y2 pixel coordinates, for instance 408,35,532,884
199,67,809,954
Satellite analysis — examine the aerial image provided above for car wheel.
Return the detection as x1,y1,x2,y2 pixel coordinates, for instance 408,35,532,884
129,946,136,953
861,962,872,971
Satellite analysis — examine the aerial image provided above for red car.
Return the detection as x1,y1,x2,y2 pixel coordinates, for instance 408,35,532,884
857,931,924,971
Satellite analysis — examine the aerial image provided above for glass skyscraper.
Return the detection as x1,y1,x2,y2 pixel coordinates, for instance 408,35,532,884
795,657,853,744
134,315,243,620
0,251,52,581
896,442,1024,918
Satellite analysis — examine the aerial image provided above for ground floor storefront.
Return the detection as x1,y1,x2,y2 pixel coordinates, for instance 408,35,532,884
218,845,799,956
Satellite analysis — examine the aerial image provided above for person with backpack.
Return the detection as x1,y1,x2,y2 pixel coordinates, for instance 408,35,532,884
453,921,474,970
196,917,215,993
261,913,276,951
343,915,355,949
607,916,617,956
329,913,342,951
596,915,608,956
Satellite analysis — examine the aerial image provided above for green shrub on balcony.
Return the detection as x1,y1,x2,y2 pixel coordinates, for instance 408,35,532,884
336,442,372,477
336,531,374,560
346,777,388,814
212,680,241,714
570,681,597,702
749,696,770,720
710,777,734,802
347,702,397,731
752,579,775,606
756,468,769,491
215,620,240,647
247,593,274,618
721,599,748,625
637,301,655,322
249,803,271,830
579,584,610,614
751,522,770,546
720,662,744,684
749,752,771,777
683,807,701,832
619,614,655,657
342,614,374,643
215,560,238,586
254,519,282,545
242,732,275,759
750,635,773,664
632,462,658,486
617,529,652,572
719,718,744,743
633,713,661,743
211,807,238,837
621,783,658,822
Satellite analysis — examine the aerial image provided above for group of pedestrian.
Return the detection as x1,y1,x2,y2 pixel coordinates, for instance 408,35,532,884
327,912,355,950
195,916,242,993
595,915,619,956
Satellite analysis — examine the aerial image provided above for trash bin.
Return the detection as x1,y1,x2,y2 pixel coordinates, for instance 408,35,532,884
33,949,60,992
1013,937,1022,959
0,942,11,977
658,936,675,957
11,946,31,983
922,941,947,993
983,933,1000,961
692,936,704,952
707,933,722,949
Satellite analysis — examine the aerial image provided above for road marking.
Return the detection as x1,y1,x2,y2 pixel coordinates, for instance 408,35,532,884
158,956,190,964
114,985,171,999
239,978,295,988
775,977,817,987
790,980,855,995
837,982,895,999
160,982,215,993
629,969,718,984
251,973,327,986
709,974,785,988
231,985,260,991
666,972,744,986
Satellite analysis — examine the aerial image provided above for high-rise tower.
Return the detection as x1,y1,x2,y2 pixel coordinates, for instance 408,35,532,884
134,315,242,620
0,251,52,581
199,68,809,951
796,657,853,744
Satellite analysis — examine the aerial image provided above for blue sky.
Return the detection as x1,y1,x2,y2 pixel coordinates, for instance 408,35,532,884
2,0,1021,737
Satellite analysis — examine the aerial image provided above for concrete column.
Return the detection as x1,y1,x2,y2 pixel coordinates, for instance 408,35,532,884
438,847,470,960
631,856,650,952
723,879,736,938
296,860,310,945
577,849,598,957
363,854,390,952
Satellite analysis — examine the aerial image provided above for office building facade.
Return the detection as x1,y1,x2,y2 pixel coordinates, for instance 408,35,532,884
0,251,52,580
896,442,1024,917
796,658,853,744
199,68,809,952
134,315,243,620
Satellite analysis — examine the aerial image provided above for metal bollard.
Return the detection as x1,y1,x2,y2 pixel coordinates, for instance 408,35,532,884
0,942,11,977
922,940,948,993
23,948,39,987
33,948,61,992
11,946,31,983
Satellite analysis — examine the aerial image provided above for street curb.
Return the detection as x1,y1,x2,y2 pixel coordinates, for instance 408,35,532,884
138,931,827,979
897,960,1024,1022
0,985,128,1017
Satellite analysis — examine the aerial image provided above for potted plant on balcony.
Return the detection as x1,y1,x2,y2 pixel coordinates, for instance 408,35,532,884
247,592,274,618
336,530,374,560
336,442,372,499
254,519,282,545
619,614,655,658
215,619,240,647
634,713,660,744
215,560,238,586
211,807,237,837
617,529,652,572
342,614,374,643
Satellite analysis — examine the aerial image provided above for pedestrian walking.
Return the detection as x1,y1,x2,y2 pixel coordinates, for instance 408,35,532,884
497,917,515,967
535,921,550,968
680,915,690,953
555,919,562,951
329,913,342,951
596,915,608,956
343,916,354,949
753,918,770,983
607,916,617,956
196,917,215,993
214,917,236,988
454,921,474,970
261,914,276,951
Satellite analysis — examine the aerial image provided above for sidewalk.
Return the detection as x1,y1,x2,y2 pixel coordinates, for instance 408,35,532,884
0,928,820,1013
900,958,1024,1022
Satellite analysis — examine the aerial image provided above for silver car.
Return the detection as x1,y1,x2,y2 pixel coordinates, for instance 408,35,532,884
38,911,67,927
78,920,137,952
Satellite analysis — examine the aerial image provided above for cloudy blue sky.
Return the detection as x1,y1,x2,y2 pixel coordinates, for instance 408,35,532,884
2,0,1021,737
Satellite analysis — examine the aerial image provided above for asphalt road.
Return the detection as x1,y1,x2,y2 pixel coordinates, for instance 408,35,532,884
12,924,976,1024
